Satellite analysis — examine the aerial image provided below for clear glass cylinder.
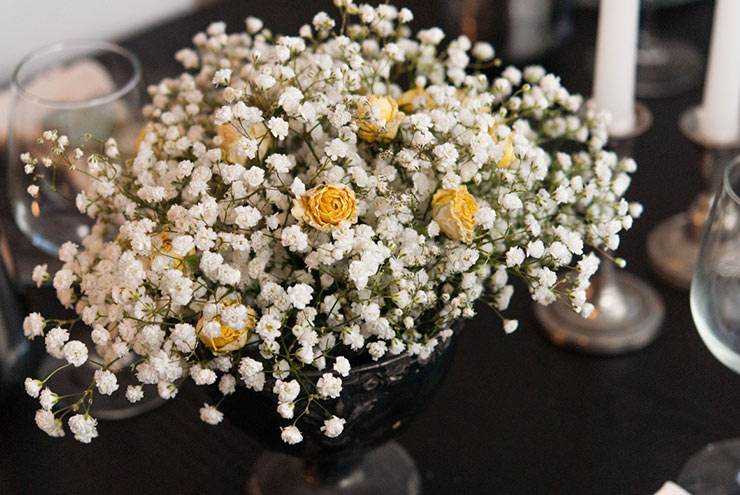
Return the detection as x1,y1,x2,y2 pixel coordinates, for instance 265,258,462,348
7,40,142,255
680,156,740,494
690,156,740,373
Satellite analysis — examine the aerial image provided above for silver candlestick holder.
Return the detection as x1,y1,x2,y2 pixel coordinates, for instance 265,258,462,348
647,106,740,290
536,102,665,355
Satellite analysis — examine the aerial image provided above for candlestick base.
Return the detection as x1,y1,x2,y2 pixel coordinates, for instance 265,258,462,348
646,213,700,290
541,103,664,355
535,270,664,355
647,106,740,289
679,105,740,150
608,101,653,141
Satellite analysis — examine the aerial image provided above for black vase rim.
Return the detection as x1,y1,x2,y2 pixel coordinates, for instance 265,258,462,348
293,319,464,378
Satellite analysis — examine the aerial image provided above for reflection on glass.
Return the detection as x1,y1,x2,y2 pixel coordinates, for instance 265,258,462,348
7,40,143,255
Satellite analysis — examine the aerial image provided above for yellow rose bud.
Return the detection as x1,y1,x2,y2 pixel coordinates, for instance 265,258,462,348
355,95,404,143
197,300,257,353
455,88,469,105
158,233,194,272
431,186,478,243
489,124,515,168
217,122,272,165
397,86,434,113
133,126,148,154
292,183,358,232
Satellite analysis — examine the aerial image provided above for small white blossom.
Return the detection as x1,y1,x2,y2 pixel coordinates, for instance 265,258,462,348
281,425,303,444
32,264,48,288
471,42,494,61
63,340,88,367
316,373,342,398
35,409,64,437
273,379,301,402
157,381,179,399
23,313,44,340
287,283,314,310
24,378,42,398
94,369,119,395
44,327,69,359
199,403,224,425
126,385,144,403
246,16,263,34
501,192,523,210
212,68,232,86
219,374,237,395
68,414,98,443
321,415,346,438
333,356,351,377
503,319,519,334
296,346,314,364
505,246,525,267
268,116,289,140
191,365,218,385
277,402,295,419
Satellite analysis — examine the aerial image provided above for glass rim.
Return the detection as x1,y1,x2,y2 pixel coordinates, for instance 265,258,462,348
10,39,142,110
724,155,740,207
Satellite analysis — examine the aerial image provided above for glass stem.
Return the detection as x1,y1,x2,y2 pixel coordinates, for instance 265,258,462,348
301,454,363,486
590,253,630,321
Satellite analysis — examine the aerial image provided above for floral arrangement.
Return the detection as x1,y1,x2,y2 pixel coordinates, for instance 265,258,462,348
21,1,640,444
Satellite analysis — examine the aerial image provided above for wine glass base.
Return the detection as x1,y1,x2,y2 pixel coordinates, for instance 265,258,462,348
248,441,421,495
535,271,664,355
637,39,703,99
647,212,700,290
677,439,740,495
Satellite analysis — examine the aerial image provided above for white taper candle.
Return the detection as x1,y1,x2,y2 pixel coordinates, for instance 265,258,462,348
699,0,740,144
592,0,640,137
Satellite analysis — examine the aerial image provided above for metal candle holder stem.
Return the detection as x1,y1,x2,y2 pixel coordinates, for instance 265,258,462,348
647,106,740,290
536,102,665,355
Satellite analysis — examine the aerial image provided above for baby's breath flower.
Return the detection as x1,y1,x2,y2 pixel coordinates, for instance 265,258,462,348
35,409,64,437
321,415,346,438
199,403,224,425
126,385,144,403
23,313,45,340
281,425,303,444
24,378,42,398
22,3,638,446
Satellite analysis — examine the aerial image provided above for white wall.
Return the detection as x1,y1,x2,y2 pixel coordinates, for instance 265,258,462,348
0,0,199,84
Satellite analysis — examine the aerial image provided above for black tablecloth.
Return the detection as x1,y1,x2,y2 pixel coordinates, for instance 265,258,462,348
2,1,735,494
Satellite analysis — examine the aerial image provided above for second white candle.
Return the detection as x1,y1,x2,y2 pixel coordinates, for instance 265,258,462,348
699,0,740,145
592,0,640,137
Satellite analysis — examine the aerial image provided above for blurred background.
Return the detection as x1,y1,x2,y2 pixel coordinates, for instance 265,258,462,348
0,0,716,95
0,0,220,82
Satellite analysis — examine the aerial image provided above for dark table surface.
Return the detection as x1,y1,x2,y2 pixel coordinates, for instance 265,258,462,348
2,1,735,494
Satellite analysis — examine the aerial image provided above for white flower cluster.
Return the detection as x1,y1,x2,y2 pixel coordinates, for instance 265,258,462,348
23,2,640,443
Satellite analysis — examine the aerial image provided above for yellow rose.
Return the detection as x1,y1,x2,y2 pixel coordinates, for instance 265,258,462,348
397,86,434,113
292,183,358,232
197,300,257,353
431,186,478,243
489,124,515,168
355,95,404,143
157,233,194,272
217,122,272,164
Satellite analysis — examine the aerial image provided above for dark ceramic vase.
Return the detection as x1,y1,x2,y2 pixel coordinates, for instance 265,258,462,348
216,322,461,495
